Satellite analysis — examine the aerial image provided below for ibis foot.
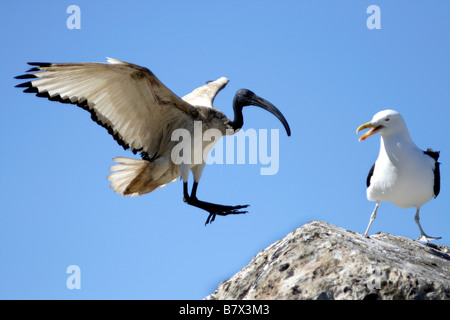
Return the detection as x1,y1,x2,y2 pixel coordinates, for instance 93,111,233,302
183,181,249,225
204,204,249,225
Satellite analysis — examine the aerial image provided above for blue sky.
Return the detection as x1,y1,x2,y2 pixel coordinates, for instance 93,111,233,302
1,1,449,299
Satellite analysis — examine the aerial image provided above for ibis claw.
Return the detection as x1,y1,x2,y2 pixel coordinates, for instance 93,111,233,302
204,204,249,225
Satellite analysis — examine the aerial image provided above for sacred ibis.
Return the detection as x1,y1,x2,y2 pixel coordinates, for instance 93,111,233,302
15,58,291,224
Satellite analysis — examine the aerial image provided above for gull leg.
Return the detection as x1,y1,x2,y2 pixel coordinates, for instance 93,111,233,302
414,208,441,243
364,202,380,237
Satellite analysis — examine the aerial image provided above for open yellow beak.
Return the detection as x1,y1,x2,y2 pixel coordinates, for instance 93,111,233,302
356,122,381,141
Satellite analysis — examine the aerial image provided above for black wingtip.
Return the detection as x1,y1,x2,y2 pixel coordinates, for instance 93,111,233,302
26,67,42,72
14,74,38,80
27,62,51,67
15,81,33,88
23,86,39,93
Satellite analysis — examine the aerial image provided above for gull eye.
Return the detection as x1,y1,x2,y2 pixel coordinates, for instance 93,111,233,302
385,118,390,122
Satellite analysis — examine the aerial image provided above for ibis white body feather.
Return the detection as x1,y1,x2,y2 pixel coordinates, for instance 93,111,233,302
107,76,231,196
107,155,178,197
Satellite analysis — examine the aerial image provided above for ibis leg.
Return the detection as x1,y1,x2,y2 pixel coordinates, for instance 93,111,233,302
183,182,249,225
414,208,441,243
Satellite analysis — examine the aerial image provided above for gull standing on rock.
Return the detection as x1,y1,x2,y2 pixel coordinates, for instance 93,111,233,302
356,110,441,243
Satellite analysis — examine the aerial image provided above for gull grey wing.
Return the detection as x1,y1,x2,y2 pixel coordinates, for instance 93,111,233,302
15,58,199,158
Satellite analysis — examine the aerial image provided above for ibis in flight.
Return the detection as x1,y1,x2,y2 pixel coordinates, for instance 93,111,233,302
15,58,291,225
357,110,441,242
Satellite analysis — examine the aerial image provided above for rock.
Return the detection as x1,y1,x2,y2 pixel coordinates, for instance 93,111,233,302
205,220,450,300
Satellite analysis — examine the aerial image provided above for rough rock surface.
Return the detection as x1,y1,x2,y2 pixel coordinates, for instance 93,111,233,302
205,220,450,300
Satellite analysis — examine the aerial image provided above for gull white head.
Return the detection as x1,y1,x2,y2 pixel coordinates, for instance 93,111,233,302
356,109,409,141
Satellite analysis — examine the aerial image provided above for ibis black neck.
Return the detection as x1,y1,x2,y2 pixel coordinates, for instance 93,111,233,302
231,98,244,131
229,89,291,136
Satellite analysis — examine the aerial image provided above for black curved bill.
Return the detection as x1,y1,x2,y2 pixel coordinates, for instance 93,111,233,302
250,95,291,136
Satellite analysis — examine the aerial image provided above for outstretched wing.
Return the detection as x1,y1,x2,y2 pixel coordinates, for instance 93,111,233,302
182,77,229,108
15,58,199,159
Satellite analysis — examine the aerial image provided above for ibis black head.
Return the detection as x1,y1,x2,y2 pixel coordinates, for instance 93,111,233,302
231,89,291,136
